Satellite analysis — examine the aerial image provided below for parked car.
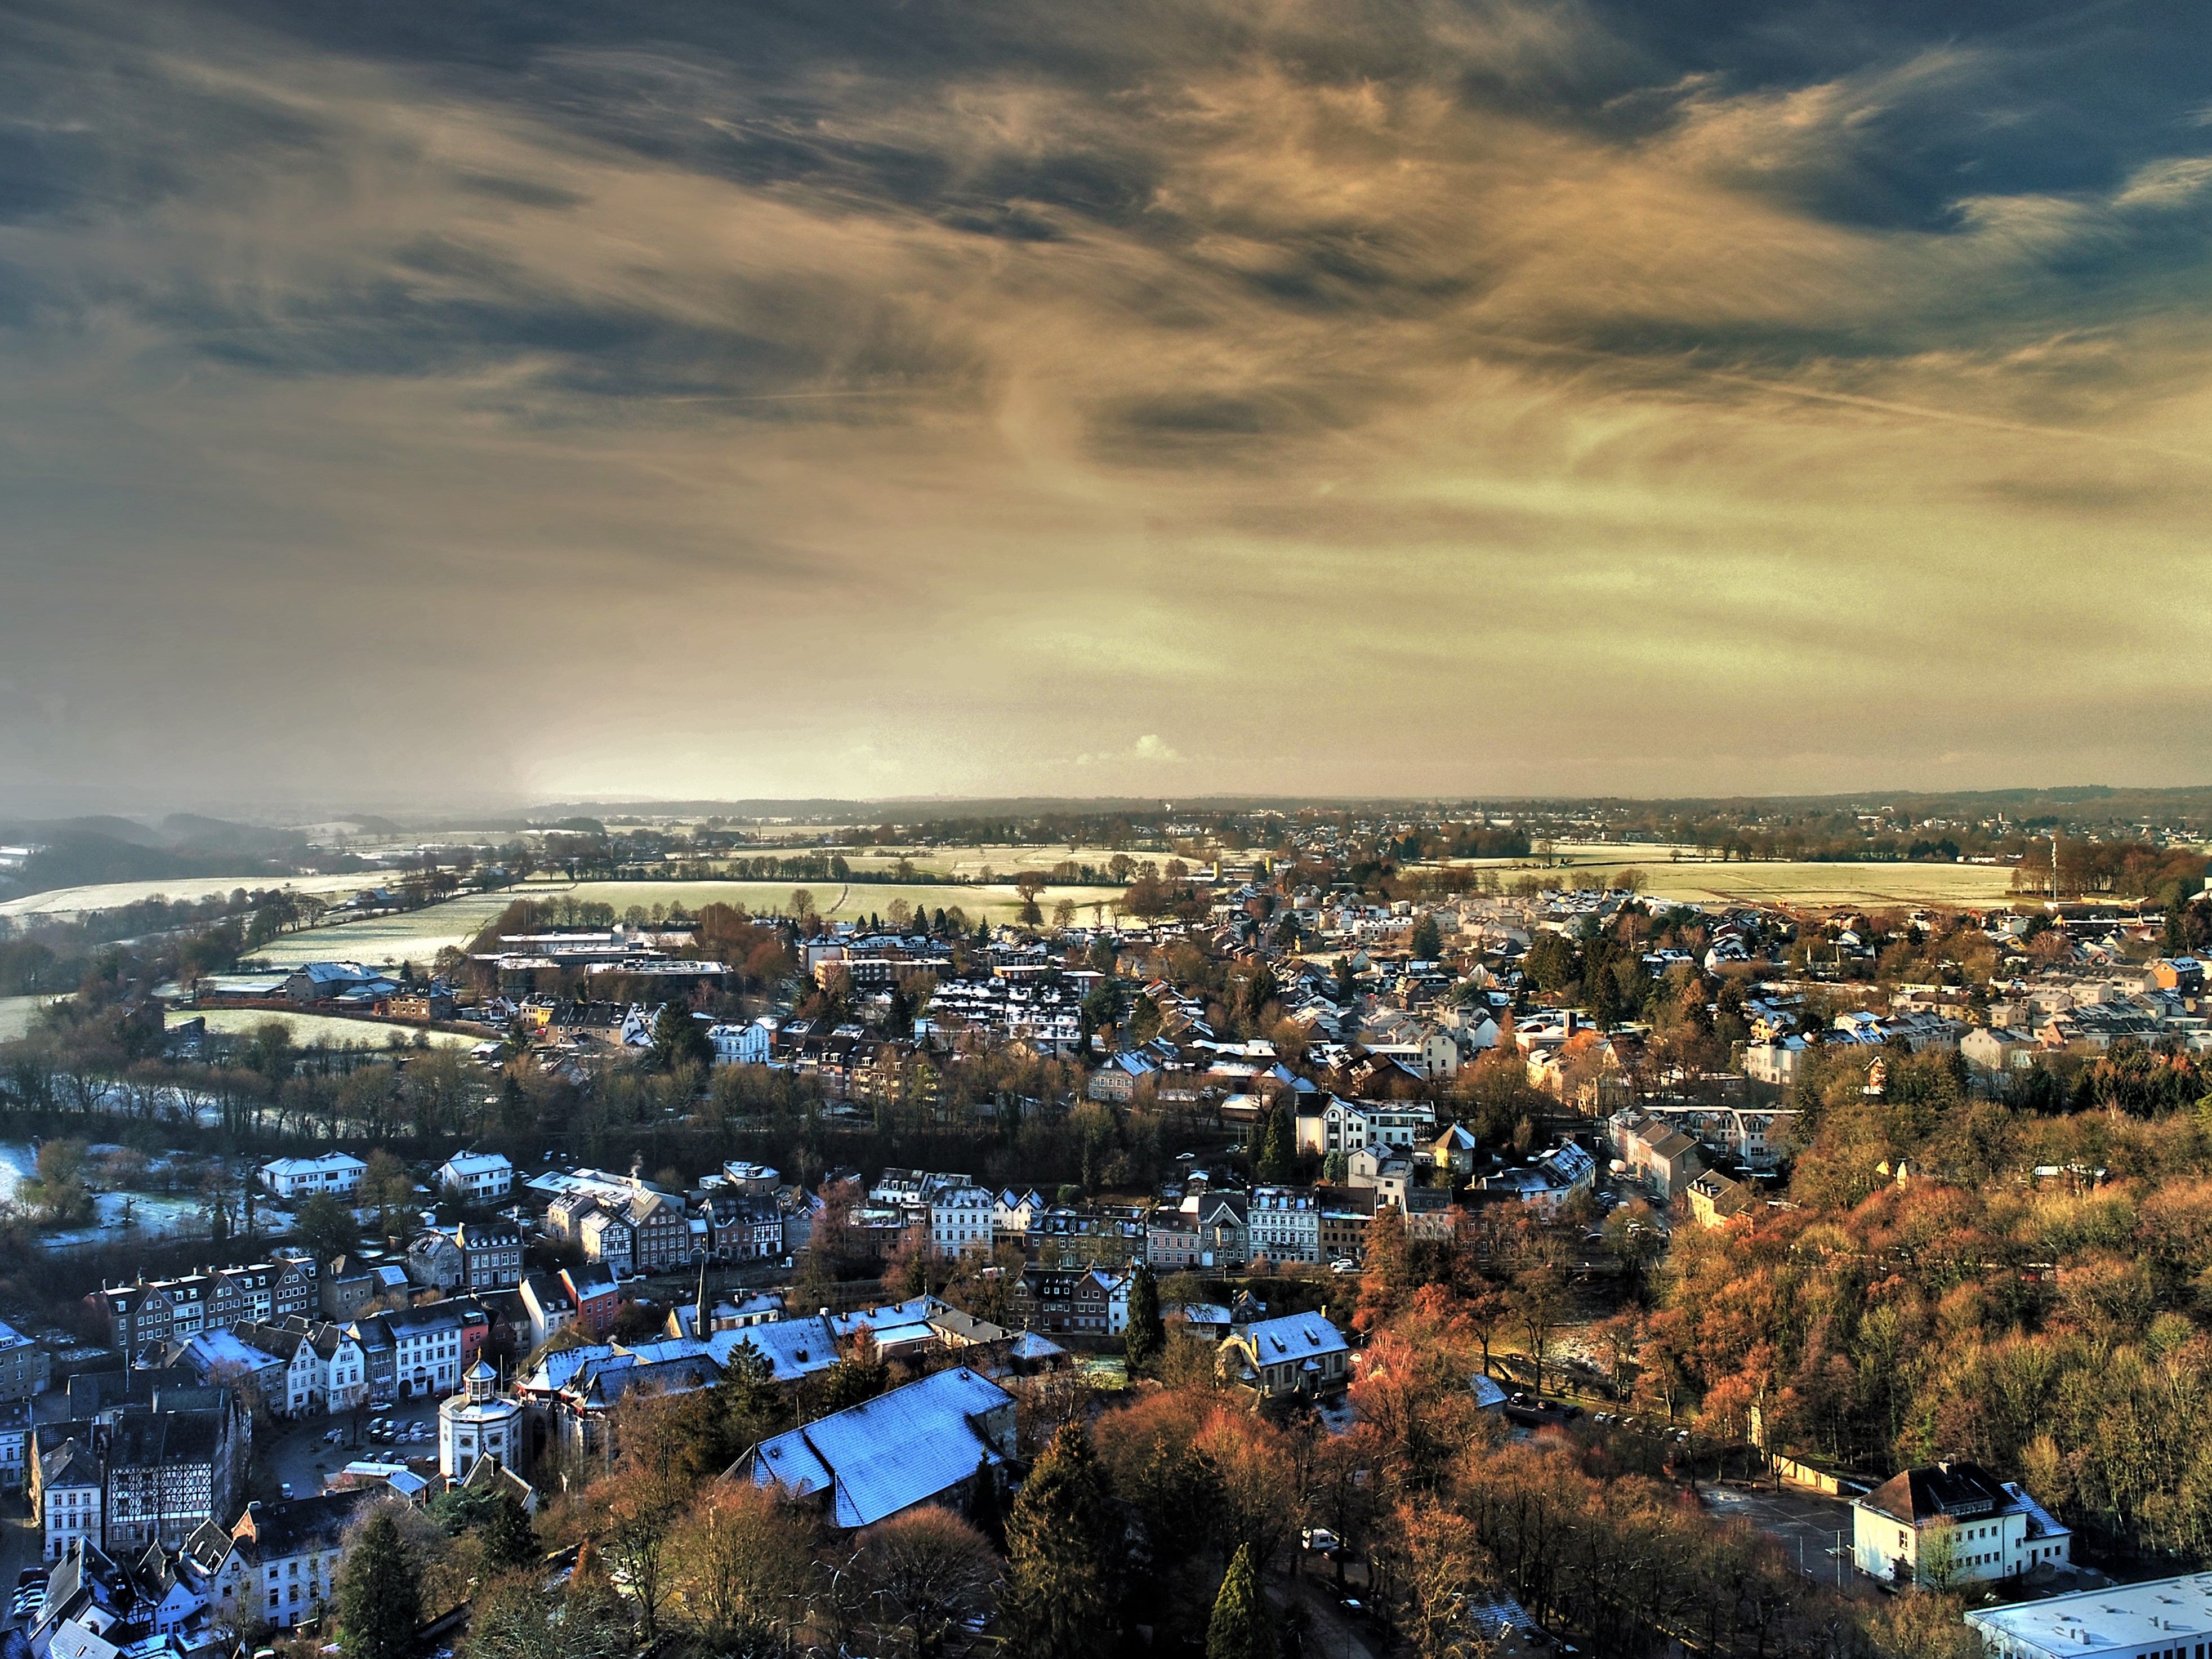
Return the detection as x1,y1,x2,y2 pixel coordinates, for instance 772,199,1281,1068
1300,1526,1340,1553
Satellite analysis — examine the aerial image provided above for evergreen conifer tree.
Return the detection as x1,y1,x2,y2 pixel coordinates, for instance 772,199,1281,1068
1001,1424,1117,1659
482,1493,538,1572
1255,1109,1292,1184
336,1510,421,1659
964,1452,1006,1549
1205,1544,1274,1659
1124,1261,1166,1372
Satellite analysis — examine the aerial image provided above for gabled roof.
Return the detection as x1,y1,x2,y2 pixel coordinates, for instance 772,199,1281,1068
230,1491,372,1562
750,1367,1013,1529
706,1322,839,1384
1228,1312,1349,1366
1857,1461,2015,1526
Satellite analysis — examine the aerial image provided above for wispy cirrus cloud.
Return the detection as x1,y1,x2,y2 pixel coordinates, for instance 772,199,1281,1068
5,0,2212,808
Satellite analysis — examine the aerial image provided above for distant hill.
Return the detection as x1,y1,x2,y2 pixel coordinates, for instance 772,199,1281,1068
158,814,310,857
0,814,313,906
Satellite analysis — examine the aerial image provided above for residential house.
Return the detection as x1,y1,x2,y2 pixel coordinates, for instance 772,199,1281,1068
1852,1461,2070,1587
434,1151,513,1202
1315,1185,1376,1264
403,1230,465,1293
1477,1142,1597,1216
1427,1123,1479,1176
697,1193,783,1262
930,1184,996,1260
1087,1051,1159,1103
189,1490,371,1633
1246,1188,1320,1264
1218,1311,1351,1400
381,1305,466,1400
1961,1027,2039,1075
101,1407,238,1552
258,1155,365,1202
1609,1112,1706,1201
38,1441,102,1563
561,1267,621,1339
1146,1206,1201,1271
1742,1034,1812,1088
456,1222,524,1292
1296,1098,1437,1157
519,1273,575,1349
1684,1170,1755,1229
318,1256,378,1323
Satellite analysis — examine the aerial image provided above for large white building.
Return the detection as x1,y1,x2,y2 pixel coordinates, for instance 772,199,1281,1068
930,1184,995,1260
1296,1099,1437,1157
260,1154,366,1202
1852,1461,2070,1587
1966,1573,2212,1658
1246,1188,1321,1264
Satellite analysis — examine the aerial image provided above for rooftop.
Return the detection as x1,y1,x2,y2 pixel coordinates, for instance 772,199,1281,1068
1966,1572,2212,1657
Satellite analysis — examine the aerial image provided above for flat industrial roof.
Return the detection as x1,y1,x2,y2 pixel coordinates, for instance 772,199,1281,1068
1966,1572,2212,1657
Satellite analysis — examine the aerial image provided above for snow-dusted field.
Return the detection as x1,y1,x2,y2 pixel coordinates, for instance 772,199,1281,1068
179,1008,485,1051
0,873,373,921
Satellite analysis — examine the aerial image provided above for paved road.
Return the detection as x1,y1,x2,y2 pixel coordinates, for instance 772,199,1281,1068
0,1495,47,1626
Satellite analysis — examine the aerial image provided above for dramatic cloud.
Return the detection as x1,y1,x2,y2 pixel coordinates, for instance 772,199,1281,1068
2,0,2210,810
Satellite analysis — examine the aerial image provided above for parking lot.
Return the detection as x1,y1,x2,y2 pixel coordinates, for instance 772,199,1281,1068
257,1393,446,1503
1697,1483,1870,1598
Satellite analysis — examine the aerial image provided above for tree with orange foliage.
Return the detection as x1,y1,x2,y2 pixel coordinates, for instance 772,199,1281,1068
1391,1498,1489,1659
1355,1204,1413,1333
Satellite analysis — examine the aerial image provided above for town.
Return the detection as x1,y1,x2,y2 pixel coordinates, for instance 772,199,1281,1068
0,800,2204,1659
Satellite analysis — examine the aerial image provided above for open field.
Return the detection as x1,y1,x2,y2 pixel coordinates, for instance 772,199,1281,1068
246,876,1108,969
1554,857,2022,909
0,872,375,921
175,1007,484,1051
242,892,519,967
556,878,1109,926
0,997,55,1042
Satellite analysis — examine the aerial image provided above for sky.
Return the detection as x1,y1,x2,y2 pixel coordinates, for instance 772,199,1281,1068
2,0,2210,814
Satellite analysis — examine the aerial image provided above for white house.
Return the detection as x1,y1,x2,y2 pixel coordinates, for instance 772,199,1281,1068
992,1189,1043,1241
1741,1035,1810,1087
188,1491,369,1632
382,1306,465,1400
930,1184,996,1260
259,1154,366,1202
37,1441,102,1563
1851,1461,2070,1587
1296,1098,1437,1157
435,1151,513,1202
708,1019,777,1065
1246,1188,1321,1264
